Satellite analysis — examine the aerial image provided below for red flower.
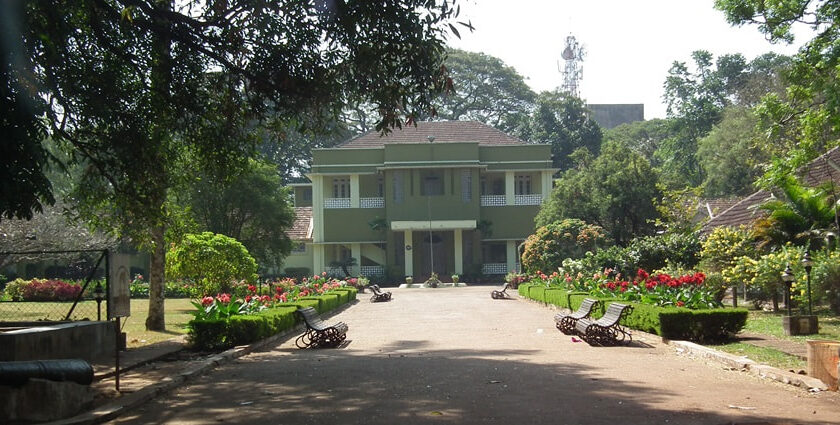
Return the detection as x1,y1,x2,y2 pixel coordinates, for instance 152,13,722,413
676,301,685,307
636,269,649,280
245,295,252,303
201,296,214,307
247,285,256,293
216,293,231,304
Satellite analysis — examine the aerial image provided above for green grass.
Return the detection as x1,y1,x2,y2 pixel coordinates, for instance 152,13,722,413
712,342,807,371
0,298,195,348
742,308,840,341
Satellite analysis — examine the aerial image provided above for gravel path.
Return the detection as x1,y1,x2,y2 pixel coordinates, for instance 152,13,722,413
111,287,840,425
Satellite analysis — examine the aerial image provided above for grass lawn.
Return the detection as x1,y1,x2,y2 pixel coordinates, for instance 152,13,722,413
742,308,840,341
0,298,195,348
711,342,807,371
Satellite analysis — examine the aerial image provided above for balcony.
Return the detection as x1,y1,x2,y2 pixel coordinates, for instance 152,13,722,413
515,194,542,205
479,195,506,207
360,265,385,276
324,198,350,209
360,197,384,208
481,263,507,275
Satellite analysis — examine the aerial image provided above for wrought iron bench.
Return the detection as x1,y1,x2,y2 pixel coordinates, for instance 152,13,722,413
294,307,348,349
554,298,599,334
490,282,511,299
369,284,392,302
574,302,634,346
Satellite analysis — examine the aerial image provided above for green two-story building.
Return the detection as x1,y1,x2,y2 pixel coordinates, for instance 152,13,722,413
283,121,555,281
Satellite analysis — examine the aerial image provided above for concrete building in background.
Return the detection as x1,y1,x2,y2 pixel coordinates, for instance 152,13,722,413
586,104,644,129
282,121,556,282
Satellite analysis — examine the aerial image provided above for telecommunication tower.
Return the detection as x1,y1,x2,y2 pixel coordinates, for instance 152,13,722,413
558,34,585,97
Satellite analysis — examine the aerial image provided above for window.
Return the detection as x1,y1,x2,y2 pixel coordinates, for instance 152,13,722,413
420,170,444,196
481,175,504,195
515,175,531,195
290,243,306,255
377,176,384,197
302,187,312,201
393,171,404,204
461,170,472,202
332,177,349,198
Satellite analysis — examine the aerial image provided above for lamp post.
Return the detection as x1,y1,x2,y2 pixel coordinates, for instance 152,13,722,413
93,282,105,321
781,264,794,318
802,251,813,315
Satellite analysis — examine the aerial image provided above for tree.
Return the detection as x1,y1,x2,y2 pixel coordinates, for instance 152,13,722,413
536,141,661,245
697,106,768,197
520,91,602,171
166,232,258,296
435,49,536,132
716,0,840,180
753,176,839,250
602,118,674,167
521,219,610,274
14,1,466,330
183,160,295,273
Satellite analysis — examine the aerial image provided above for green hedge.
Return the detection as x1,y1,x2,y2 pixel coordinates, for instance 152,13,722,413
332,287,358,301
520,286,747,342
188,287,358,350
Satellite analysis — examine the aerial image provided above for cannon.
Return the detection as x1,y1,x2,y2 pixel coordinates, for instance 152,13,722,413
0,359,94,386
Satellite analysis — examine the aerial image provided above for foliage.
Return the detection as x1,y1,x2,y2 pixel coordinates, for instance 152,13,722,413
753,176,839,250
806,249,840,313
537,141,661,244
603,119,674,166
166,232,258,295
517,91,602,170
521,219,609,274
700,226,757,272
1,278,83,302
505,272,528,289
183,160,295,272
722,245,807,309
3,278,27,301
697,107,767,197
658,308,748,342
652,187,704,235
436,49,536,133
626,233,702,271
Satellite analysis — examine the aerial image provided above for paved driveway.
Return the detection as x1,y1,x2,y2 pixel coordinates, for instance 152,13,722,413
112,287,840,424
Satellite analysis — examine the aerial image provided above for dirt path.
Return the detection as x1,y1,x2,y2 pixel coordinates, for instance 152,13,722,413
110,287,840,425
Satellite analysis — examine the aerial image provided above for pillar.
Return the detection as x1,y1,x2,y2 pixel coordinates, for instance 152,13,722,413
505,171,515,206
351,243,361,276
404,230,413,277
541,171,552,200
506,240,517,275
454,229,463,275
313,244,325,275
350,174,360,208
311,175,324,241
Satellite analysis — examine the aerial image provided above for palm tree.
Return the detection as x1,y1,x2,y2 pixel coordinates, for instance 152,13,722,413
753,175,838,250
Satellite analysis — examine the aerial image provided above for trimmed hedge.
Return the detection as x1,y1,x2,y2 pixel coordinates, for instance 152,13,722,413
520,285,747,342
188,287,358,350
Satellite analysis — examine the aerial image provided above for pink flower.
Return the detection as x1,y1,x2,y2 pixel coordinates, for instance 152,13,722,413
216,293,231,304
260,295,270,303
201,296,214,307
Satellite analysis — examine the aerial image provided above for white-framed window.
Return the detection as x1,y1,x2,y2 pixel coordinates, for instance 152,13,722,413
332,177,349,198
515,175,531,195
461,170,472,202
393,171,404,204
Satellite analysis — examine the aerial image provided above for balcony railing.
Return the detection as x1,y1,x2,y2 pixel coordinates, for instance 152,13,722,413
324,198,350,209
360,197,384,208
479,195,506,207
515,194,543,205
481,263,507,275
360,265,385,276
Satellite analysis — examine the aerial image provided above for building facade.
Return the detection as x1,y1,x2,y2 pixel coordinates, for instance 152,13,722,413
283,121,555,281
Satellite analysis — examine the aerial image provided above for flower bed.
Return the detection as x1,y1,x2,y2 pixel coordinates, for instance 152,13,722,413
187,275,358,350
3,278,87,302
519,268,748,342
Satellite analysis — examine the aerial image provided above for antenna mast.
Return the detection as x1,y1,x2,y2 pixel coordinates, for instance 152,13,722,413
558,34,585,97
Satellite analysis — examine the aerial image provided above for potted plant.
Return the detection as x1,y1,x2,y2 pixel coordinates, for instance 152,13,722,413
451,274,460,284
405,276,414,285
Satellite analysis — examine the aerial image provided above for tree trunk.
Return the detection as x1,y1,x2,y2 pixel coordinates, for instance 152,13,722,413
146,224,166,330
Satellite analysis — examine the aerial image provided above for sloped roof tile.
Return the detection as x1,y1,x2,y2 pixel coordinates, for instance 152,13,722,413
337,120,526,148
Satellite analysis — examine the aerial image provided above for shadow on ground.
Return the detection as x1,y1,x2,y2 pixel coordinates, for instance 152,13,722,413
111,345,823,425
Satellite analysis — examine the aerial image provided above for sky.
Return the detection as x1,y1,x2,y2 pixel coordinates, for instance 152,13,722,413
447,0,811,120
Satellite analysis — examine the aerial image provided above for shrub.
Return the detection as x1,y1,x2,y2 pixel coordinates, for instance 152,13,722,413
626,233,701,272
807,249,840,313
189,306,298,350
522,219,610,274
19,279,82,301
4,278,27,301
166,232,258,296
700,226,756,272
658,308,748,342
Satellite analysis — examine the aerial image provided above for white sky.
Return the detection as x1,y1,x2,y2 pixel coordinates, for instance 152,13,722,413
447,0,810,119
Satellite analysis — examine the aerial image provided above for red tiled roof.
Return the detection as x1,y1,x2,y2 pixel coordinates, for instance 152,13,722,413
800,146,840,186
337,120,526,148
699,190,773,235
698,198,741,220
288,207,312,241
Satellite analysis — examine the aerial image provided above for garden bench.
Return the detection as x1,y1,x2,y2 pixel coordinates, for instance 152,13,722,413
554,298,599,334
369,284,392,302
294,307,348,349
490,282,511,299
574,302,634,345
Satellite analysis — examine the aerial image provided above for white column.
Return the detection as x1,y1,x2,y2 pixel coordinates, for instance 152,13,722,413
404,230,413,277
454,229,463,275
505,171,515,206
541,171,553,201
506,240,516,275
350,174,360,208
311,175,324,241
351,243,361,276
313,244,325,275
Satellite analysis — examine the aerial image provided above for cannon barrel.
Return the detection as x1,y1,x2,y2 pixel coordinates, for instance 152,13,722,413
0,359,94,386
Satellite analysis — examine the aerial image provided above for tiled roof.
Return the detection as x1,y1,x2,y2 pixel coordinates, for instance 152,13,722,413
698,198,741,220
288,207,313,241
336,120,526,148
699,190,773,235
800,146,840,186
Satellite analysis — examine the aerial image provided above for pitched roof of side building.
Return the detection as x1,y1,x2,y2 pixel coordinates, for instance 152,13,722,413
288,207,313,241
336,120,527,148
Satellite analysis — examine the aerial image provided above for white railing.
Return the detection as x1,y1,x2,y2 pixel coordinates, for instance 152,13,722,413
515,194,543,205
482,263,508,275
360,197,384,208
326,267,344,276
480,195,506,207
360,265,385,276
324,198,351,209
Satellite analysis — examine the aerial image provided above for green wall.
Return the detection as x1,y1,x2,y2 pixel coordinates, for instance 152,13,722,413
323,209,386,242
480,205,539,239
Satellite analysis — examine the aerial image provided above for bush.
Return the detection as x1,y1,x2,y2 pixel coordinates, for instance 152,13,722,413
808,249,840,313
166,232,258,296
582,234,701,279
700,226,756,272
522,219,610,274
4,278,27,301
189,306,298,350
659,308,748,342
